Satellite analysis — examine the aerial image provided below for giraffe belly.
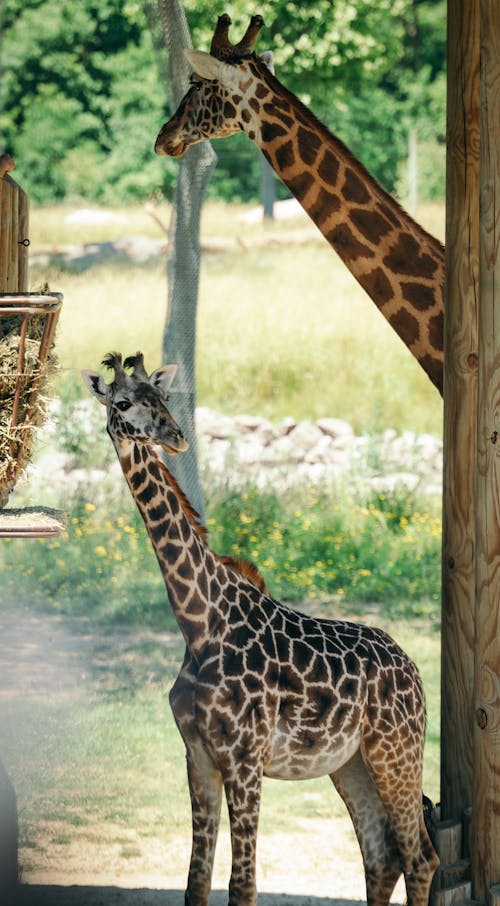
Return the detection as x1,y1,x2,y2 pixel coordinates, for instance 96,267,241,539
264,728,361,781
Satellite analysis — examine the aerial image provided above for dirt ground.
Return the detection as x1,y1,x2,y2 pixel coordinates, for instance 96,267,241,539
0,609,407,906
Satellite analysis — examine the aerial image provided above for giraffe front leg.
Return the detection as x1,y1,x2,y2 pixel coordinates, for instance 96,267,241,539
223,762,263,906
184,745,223,906
170,657,223,906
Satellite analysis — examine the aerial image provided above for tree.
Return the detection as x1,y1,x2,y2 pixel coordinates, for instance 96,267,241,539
0,0,175,202
149,0,217,518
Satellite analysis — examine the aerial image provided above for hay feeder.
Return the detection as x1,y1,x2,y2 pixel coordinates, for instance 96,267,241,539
0,292,64,538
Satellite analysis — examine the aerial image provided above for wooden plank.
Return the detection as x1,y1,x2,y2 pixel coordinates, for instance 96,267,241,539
434,883,472,906
17,185,29,292
441,860,472,888
472,1,500,900
463,806,472,859
0,179,10,290
436,820,463,864
7,180,18,291
441,0,480,823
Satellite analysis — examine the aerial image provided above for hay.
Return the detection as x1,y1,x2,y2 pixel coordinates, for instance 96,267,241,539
0,506,65,537
0,321,56,506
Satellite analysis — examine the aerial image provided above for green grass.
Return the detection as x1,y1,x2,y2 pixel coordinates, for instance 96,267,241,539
30,200,444,436
1,479,442,624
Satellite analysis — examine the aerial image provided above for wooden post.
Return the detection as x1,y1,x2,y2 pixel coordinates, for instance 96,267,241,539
472,1,500,899
441,0,480,823
0,175,28,293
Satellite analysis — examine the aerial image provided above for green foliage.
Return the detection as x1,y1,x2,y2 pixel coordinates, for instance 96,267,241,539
1,499,175,626
1,0,446,204
206,480,441,614
1,0,173,203
1,470,441,625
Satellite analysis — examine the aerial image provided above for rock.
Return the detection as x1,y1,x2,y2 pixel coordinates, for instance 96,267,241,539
196,407,235,439
369,473,421,494
16,399,443,501
317,417,354,442
287,421,324,455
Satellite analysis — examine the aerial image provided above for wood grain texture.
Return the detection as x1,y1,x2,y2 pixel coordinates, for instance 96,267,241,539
472,1,500,900
0,179,11,289
0,176,27,292
17,185,29,292
441,0,480,823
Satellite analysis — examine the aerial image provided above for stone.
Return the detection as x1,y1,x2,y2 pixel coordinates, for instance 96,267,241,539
317,417,355,441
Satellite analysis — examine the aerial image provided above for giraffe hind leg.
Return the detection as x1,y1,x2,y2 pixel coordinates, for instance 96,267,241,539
360,734,439,906
331,749,403,906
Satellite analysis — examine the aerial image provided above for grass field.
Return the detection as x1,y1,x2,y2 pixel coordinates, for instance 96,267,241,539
29,200,445,435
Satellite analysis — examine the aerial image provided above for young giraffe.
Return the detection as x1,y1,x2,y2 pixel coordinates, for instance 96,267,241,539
83,351,438,906
155,13,445,396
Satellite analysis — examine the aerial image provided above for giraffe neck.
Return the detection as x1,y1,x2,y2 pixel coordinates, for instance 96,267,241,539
116,438,224,657
246,61,445,394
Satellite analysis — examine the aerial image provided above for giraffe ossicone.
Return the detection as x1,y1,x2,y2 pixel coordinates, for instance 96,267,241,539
155,13,445,396
83,351,439,906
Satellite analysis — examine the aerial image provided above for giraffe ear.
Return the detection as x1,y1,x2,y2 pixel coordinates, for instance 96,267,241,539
259,51,274,74
184,49,238,88
81,370,109,405
149,364,178,397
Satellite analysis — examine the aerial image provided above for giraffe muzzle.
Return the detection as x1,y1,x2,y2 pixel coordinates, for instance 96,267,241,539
154,129,186,158
163,432,189,455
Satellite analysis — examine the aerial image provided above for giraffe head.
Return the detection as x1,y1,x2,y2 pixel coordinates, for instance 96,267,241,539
82,352,188,455
154,13,274,158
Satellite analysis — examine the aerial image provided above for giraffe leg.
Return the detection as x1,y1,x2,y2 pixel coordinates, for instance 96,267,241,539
331,749,403,906
184,744,223,906
223,761,263,906
360,735,439,906
170,658,223,906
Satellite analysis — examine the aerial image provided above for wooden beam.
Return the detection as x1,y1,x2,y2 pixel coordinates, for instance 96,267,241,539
472,1,500,899
442,0,480,823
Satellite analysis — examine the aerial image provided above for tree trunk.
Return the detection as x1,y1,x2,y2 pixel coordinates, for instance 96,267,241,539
155,0,217,519
162,142,216,518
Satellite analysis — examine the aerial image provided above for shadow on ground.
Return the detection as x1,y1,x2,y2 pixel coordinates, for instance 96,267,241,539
17,887,363,906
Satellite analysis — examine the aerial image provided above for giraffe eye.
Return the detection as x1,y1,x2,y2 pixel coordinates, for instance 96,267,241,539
189,74,202,91
116,400,132,412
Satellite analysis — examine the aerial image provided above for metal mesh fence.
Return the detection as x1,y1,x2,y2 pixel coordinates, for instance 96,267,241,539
150,0,217,520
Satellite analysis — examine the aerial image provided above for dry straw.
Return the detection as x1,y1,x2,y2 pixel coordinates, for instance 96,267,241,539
0,293,62,506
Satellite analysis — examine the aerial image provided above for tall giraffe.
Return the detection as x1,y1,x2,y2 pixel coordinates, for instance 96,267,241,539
83,350,438,906
155,13,445,396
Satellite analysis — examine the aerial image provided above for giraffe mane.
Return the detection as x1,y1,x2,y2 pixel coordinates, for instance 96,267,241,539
156,453,268,593
156,455,208,544
218,555,269,594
